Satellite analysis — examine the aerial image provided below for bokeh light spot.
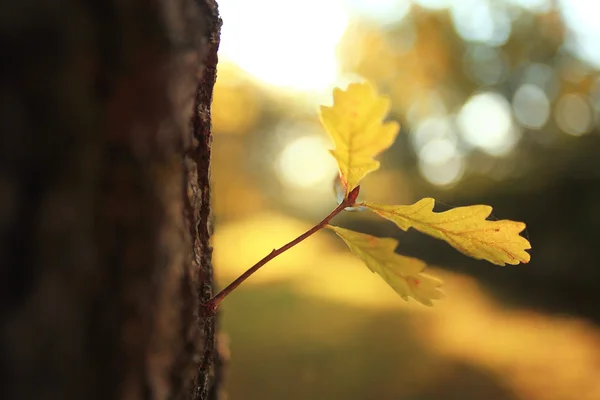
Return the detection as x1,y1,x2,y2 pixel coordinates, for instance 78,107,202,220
277,135,338,189
457,92,520,156
512,84,551,129
411,115,457,151
451,0,512,46
555,94,594,136
418,138,465,186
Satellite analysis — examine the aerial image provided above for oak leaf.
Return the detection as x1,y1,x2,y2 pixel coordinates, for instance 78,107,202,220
319,82,399,198
327,225,443,306
362,199,531,266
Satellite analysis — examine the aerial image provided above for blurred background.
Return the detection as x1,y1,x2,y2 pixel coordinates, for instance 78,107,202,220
211,0,600,399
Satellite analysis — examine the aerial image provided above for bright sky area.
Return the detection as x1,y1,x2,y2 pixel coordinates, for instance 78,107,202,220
217,0,599,188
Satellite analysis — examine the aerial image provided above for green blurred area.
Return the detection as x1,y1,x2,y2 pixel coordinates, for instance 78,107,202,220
221,284,517,400
212,1,600,399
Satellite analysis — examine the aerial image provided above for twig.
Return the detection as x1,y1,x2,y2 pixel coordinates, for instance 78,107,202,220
202,186,360,312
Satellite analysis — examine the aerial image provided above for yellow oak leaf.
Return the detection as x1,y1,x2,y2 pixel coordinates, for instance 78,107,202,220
362,199,531,266
327,225,444,306
319,82,399,198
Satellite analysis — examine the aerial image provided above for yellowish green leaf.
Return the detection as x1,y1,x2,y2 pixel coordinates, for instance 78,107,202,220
362,199,531,266
327,225,443,306
319,82,399,197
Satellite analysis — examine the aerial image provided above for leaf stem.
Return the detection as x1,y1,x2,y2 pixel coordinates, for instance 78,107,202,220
202,186,360,313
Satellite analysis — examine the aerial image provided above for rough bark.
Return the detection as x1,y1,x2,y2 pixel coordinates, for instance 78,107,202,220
0,0,222,399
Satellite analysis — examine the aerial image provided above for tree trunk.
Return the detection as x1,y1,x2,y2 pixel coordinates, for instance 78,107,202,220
0,0,222,399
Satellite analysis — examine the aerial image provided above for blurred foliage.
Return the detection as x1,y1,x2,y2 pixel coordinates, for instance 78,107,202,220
221,274,600,400
211,1,600,399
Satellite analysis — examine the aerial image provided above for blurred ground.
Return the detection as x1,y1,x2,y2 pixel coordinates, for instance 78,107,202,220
221,277,600,400
212,0,600,398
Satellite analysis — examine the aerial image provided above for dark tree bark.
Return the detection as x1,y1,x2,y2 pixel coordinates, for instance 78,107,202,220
0,0,222,399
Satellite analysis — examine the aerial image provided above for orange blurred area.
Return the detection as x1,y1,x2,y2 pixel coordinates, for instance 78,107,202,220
220,271,600,400
211,0,600,399
420,277,600,400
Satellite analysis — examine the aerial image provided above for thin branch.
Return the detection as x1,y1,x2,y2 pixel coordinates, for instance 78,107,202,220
202,186,360,312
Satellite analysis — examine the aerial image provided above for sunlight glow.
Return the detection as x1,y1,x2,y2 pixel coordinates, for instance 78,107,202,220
559,0,600,67
413,0,451,9
219,0,348,91
213,213,336,284
506,0,551,13
277,135,339,189
343,0,411,25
